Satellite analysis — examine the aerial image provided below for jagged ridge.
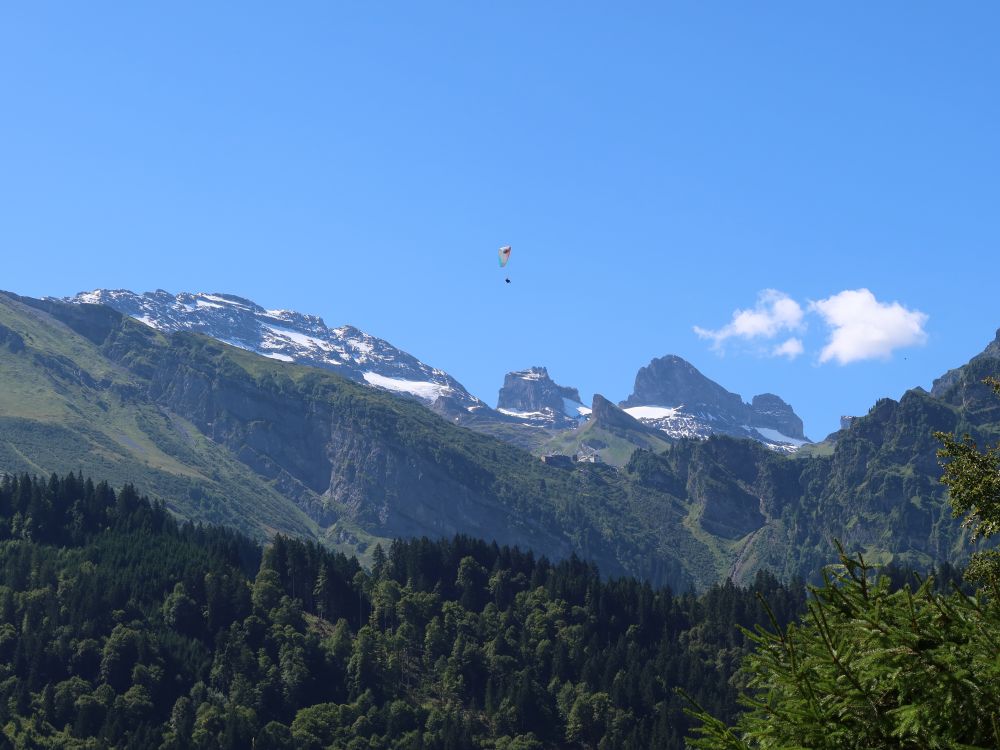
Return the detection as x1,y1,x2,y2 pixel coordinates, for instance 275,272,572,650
496,366,588,428
620,355,809,452
67,289,489,415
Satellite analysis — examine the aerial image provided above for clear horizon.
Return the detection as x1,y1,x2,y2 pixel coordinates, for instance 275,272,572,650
4,3,999,437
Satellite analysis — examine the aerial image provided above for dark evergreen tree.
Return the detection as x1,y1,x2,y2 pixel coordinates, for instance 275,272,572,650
0,471,811,748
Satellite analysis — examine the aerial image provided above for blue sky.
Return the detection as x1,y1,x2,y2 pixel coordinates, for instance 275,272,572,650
2,3,999,438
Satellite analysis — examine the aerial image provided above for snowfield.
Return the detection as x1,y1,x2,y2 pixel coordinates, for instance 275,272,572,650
563,398,590,418
362,372,452,403
752,427,809,447
623,405,681,420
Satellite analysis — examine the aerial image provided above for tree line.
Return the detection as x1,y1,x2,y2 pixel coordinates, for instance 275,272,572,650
0,470,804,749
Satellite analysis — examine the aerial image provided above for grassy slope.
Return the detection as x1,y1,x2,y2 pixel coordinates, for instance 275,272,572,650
0,294,318,540
541,417,673,467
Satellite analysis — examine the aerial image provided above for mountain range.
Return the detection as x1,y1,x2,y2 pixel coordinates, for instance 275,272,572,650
70,289,490,414
1,289,997,591
66,289,811,456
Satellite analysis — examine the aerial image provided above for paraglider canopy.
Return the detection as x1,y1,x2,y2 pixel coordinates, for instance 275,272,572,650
498,245,511,267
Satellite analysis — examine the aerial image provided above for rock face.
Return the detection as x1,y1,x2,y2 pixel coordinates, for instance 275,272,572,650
750,394,806,441
620,355,810,451
622,355,745,416
590,394,647,433
0,323,24,353
932,328,1000,397
496,367,587,428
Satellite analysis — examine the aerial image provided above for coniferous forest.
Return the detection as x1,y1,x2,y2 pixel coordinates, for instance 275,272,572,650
0,472,805,749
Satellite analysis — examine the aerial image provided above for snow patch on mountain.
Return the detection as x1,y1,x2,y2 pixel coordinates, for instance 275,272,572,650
362,372,453,402
752,427,808,448
264,325,336,353
623,404,807,452
498,408,552,421
619,355,810,453
623,405,681,421
563,397,590,419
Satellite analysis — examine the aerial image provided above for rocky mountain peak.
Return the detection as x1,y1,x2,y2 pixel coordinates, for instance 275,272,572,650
931,328,1000,397
591,394,647,433
621,355,745,416
750,393,807,441
496,367,586,428
984,328,1000,359
618,354,808,452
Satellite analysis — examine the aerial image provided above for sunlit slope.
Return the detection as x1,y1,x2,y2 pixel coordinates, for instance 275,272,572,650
539,393,673,467
542,415,673,467
0,294,318,539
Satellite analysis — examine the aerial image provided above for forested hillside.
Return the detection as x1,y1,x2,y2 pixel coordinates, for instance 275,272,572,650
684,381,1000,749
0,472,804,749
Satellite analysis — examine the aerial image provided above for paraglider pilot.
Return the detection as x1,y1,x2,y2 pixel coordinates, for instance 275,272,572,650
499,245,512,284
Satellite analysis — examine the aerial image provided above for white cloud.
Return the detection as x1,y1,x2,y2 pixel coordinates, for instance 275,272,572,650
810,288,928,364
772,337,804,359
693,289,804,349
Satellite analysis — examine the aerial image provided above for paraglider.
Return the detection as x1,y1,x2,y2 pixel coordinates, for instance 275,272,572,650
498,245,511,284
